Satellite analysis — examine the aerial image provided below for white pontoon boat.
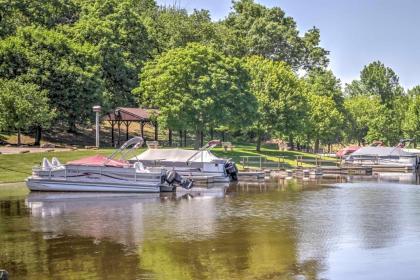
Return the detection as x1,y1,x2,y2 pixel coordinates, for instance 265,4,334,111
26,137,193,193
131,140,238,183
344,145,419,171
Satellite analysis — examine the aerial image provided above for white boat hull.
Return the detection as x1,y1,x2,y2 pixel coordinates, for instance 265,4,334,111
26,178,164,193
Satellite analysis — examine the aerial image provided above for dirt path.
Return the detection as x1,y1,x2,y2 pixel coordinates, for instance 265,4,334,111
0,147,71,154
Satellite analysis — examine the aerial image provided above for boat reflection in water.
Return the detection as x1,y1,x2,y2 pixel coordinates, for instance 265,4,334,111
15,174,420,279
26,186,228,248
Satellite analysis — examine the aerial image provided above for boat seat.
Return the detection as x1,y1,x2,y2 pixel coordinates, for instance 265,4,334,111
42,158,53,170
51,157,62,167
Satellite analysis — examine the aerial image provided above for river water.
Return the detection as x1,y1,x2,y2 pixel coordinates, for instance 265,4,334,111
1,174,420,280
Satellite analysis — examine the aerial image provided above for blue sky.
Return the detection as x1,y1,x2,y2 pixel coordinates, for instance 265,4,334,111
156,0,420,89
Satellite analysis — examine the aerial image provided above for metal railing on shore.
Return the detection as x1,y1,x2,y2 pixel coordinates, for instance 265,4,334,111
240,156,286,170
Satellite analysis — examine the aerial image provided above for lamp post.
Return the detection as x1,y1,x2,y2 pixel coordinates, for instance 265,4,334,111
92,105,101,148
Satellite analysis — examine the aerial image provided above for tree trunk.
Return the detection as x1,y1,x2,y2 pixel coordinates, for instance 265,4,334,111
210,128,214,140
314,138,320,153
168,129,172,147
256,132,262,152
179,130,183,147
288,135,294,151
194,130,201,149
67,119,77,133
34,126,42,146
200,131,204,147
183,130,187,147
17,129,21,146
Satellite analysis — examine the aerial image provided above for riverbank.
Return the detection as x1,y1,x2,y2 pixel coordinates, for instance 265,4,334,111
0,145,326,183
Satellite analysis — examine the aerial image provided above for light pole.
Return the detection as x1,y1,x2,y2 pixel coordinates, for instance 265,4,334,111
92,105,101,148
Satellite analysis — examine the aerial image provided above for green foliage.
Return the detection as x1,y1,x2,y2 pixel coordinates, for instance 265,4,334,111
0,79,55,132
402,86,420,144
345,61,405,145
304,70,345,144
0,0,80,38
0,26,102,130
347,61,404,105
244,56,306,149
344,95,381,144
220,0,329,70
64,0,154,109
134,43,257,148
144,7,218,54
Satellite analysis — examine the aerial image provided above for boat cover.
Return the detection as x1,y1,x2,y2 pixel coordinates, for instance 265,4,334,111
349,146,416,158
132,149,220,163
67,155,129,167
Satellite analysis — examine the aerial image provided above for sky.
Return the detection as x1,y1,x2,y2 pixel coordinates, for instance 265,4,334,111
156,0,420,89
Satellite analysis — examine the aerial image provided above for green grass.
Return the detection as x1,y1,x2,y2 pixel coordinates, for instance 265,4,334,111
211,144,336,170
0,149,114,183
0,144,336,183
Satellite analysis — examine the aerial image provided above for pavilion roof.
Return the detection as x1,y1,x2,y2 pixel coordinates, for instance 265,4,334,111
103,107,159,122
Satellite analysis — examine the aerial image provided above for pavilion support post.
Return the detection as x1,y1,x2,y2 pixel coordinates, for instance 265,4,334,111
168,129,172,146
154,122,158,141
117,121,121,147
111,121,115,147
140,122,145,140
125,121,130,141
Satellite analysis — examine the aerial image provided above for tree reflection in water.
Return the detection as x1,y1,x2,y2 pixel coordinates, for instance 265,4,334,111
1,176,420,279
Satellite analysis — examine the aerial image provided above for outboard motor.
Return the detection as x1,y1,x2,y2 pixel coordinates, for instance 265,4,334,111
224,161,238,181
165,170,193,189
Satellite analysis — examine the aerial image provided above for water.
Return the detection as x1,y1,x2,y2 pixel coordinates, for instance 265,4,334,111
1,175,420,280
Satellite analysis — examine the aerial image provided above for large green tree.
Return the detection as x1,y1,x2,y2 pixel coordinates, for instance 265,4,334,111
0,79,55,145
0,26,102,132
402,86,420,146
63,0,154,109
133,43,257,148
345,61,405,145
219,0,329,70
244,56,306,151
304,70,345,150
0,0,80,38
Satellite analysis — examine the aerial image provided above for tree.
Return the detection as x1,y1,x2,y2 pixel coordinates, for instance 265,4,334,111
304,70,345,150
345,61,405,145
63,0,155,109
244,56,306,151
0,26,102,132
219,0,329,70
344,95,381,145
347,61,404,105
133,43,257,149
0,0,80,38
402,86,420,146
144,7,218,54
0,79,55,145
306,93,344,151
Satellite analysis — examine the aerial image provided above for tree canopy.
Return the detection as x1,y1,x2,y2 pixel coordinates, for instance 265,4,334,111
134,43,256,148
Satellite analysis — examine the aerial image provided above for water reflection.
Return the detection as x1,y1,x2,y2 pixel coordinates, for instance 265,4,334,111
1,176,420,279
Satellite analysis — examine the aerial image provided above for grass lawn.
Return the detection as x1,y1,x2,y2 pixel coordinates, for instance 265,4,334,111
0,149,114,183
0,144,335,183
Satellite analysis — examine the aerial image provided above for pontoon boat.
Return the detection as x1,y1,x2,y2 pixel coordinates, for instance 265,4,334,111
26,137,193,193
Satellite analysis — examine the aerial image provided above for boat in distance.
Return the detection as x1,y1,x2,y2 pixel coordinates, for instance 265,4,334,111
26,137,193,193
